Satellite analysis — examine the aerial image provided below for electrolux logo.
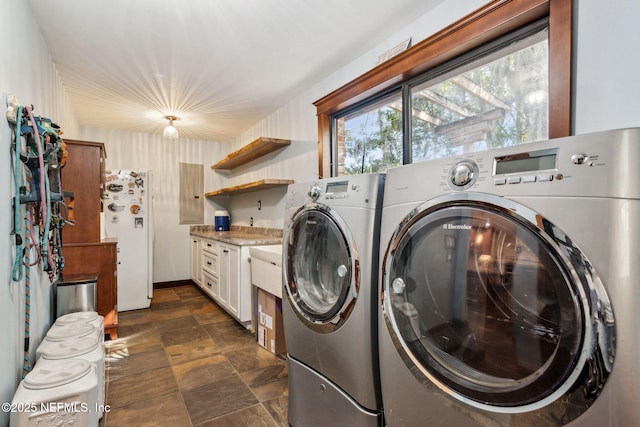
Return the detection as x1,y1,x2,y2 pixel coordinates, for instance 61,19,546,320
443,223,472,230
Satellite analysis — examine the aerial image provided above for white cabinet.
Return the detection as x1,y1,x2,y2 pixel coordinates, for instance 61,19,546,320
219,243,252,324
191,235,252,326
201,238,219,300
227,245,241,318
191,236,202,285
218,244,231,312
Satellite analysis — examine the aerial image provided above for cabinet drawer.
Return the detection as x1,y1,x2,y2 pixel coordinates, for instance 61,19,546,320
202,239,217,255
202,251,218,276
202,270,219,300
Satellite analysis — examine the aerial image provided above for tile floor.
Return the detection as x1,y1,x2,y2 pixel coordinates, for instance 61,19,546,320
100,284,288,426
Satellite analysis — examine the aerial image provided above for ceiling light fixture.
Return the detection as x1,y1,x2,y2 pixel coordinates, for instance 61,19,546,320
163,115,179,139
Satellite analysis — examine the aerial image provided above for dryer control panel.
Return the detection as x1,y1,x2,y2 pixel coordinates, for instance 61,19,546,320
306,182,345,201
298,173,385,208
325,180,351,199
307,179,361,201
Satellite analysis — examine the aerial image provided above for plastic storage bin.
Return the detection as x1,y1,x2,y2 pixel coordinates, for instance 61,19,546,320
36,322,100,360
10,358,99,427
55,311,104,343
39,334,105,419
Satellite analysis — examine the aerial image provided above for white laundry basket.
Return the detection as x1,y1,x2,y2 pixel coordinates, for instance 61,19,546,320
38,334,105,419
10,358,99,427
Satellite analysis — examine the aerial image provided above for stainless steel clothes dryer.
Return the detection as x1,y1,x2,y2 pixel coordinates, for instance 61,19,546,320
283,173,385,426
378,128,640,426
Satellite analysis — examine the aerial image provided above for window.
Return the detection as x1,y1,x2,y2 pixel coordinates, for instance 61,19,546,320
335,91,402,175
410,28,549,164
314,0,572,178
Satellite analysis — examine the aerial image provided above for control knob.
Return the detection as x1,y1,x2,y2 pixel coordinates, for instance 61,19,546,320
308,184,322,201
449,160,478,189
571,153,587,165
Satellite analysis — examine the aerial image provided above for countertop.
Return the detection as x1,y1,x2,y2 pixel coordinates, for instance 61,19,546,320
190,225,283,246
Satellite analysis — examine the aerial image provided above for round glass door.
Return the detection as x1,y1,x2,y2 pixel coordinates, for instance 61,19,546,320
284,207,356,331
383,196,612,412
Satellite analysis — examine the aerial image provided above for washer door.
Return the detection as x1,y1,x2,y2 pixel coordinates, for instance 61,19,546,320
382,193,614,417
284,205,358,333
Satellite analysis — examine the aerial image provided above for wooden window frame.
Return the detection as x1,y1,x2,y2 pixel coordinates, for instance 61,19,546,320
313,0,572,178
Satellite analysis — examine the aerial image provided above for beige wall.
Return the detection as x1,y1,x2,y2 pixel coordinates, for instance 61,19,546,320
0,0,82,421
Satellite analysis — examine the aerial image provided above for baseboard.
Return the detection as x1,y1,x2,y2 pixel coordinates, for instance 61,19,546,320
153,279,194,289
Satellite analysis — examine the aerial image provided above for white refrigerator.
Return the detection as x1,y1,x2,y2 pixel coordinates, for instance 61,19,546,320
104,169,153,311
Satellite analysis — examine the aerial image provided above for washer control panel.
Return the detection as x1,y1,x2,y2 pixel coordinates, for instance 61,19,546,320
382,129,637,205
443,145,607,192
490,148,560,186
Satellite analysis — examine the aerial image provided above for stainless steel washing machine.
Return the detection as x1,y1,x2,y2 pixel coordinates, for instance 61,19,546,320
378,128,640,426
283,173,385,426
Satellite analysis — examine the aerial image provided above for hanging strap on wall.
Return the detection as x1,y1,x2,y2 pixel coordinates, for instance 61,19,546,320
22,206,32,378
11,105,25,282
7,99,69,377
24,106,55,274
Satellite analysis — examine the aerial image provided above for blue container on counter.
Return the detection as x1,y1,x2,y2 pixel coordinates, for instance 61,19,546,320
215,210,230,231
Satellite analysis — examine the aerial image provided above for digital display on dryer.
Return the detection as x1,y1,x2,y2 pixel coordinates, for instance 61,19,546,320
326,181,349,193
494,149,557,175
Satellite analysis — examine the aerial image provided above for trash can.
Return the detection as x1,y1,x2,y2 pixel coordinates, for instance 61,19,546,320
56,274,98,318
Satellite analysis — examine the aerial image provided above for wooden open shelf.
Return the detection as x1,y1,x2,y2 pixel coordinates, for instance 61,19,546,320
205,179,294,198
212,137,291,171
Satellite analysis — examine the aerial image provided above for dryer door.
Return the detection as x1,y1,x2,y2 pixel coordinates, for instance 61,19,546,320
382,193,614,417
284,205,358,333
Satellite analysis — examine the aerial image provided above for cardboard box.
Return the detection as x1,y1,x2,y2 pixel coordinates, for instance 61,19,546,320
257,288,286,355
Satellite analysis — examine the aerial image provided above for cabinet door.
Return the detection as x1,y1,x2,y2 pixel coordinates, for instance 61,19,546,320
62,241,118,337
218,244,230,307
109,243,119,337
191,237,202,285
226,245,240,318
62,140,105,243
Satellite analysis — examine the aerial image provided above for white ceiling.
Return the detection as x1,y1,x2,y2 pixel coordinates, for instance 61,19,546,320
27,0,442,143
